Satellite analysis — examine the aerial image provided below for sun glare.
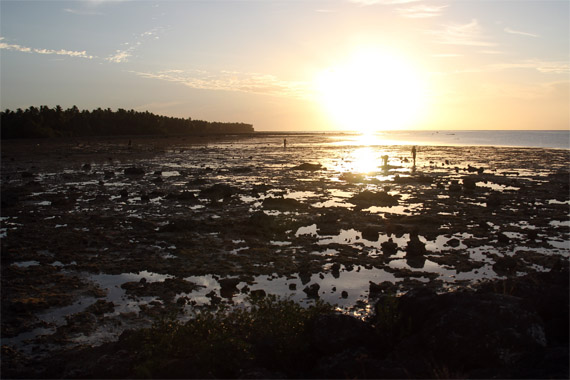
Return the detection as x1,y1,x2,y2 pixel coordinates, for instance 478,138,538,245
315,48,425,133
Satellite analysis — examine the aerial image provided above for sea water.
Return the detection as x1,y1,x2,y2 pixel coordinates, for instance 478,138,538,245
322,130,570,149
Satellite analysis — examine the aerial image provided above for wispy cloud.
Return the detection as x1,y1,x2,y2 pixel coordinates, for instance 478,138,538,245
130,68,312,99
105,26,166,63
397,4,447,18
490,60,569,74
428,19,497,47
432,53,462,58
349,0,420,5
0,37,95,59
63,8,103,15
504,27,539,38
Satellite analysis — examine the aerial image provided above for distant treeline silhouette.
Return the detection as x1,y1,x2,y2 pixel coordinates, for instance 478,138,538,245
0,105,254,138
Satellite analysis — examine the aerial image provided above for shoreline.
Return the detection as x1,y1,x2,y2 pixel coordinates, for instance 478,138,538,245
1,135,568,378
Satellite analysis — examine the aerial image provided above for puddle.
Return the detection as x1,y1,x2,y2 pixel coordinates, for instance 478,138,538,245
2,135,569,358
12,261,41,268
476,182,520,191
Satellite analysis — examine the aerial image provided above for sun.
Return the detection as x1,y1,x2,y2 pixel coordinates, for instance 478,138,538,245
314,48,425,133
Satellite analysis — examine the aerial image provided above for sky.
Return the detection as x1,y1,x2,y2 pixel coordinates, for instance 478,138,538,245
0,0,568,132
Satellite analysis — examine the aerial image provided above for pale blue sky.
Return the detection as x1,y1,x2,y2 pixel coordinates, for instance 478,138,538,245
1,0,568,131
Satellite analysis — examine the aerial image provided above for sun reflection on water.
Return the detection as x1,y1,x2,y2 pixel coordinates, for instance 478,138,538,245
351,146,379,173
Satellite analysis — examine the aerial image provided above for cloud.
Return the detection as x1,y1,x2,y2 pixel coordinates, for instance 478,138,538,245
106,49,133,63
129,69,312,99
504,27,539,38
63,8,103,15
349,0,420,5
105,26,165,63
0,37,94,59
397,4,447,18
428,19,497,47
432,53,462,58
490,60,569,74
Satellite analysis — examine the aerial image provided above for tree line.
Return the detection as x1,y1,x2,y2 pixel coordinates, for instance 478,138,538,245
0,105,254,139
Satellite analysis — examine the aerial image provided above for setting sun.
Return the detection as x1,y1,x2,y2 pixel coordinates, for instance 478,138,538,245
314,48,426,133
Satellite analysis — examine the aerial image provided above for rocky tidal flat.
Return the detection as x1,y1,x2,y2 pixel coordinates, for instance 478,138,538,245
1,134,569,378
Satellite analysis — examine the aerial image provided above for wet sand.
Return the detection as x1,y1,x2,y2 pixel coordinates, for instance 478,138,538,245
1,134,569,374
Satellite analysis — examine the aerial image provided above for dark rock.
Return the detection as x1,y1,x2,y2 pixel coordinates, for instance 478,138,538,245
200,183,238,199
381,238,398,255
361,226,380,241
124,167,145,176
462,176,478,189
206,290,221,304
487,192,502,208
449,183,462,192
288,283,296,291
497,232,511,244
248,211,277,233
172,191,196,201
219,277,241,299
349,190,400,207
310,313,375,354
250,289,266,298
104,170,115,179
303,283,320,299
493,255,518,274
291,163,322,171
231,166,253,173
331,263,341,278
341,291,348,298
446,238,461,248
85,300,115,315
369,281,397,297
262,197,303,211
82,163,92,171
391,290,548,376
405,233,426,257
119,189,128,199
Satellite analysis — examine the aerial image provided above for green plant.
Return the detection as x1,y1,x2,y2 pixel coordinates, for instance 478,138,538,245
124,296,334,378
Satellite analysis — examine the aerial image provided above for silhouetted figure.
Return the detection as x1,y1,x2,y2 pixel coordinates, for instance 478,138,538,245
283,138,287,149
411,146,417,167
381,155,389,169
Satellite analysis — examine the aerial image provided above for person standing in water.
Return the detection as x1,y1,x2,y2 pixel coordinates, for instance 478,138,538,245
284,138,287,149
411,146,417,168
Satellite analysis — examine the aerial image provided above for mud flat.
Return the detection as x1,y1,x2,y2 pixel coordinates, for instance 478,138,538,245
1,134,569,378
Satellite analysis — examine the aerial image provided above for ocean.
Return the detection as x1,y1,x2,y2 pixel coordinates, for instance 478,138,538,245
321,130,570,149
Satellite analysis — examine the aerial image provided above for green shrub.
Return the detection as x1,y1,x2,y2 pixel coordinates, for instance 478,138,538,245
126,295,333,378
